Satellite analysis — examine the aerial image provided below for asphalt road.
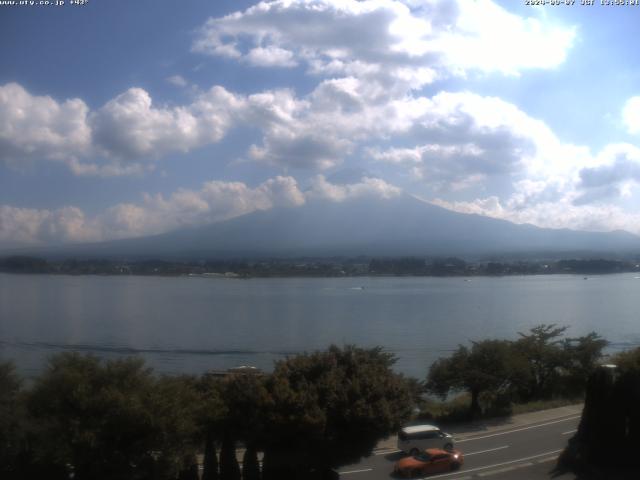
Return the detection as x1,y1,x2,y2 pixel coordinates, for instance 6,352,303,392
338,413,580,480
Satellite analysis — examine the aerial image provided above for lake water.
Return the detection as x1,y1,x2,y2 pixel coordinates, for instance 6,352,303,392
1,273,639,380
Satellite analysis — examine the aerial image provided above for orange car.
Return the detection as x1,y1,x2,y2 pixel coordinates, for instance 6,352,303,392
394,448,464,477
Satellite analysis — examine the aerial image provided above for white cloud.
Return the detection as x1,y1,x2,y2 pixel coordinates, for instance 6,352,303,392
242,87,356,170
0,80,375,175
433,0,575,75
94,175,306,240
91,86,241,161
0,82,91,167
366,91,563,191
193,0,575,86
239,75,435,170
0,175,406,247
432,195,640,236
430,141,640,234
0,35,578,180
166,75,188,87
307,174,401,202
187,1,576,179
371,143,491,190
622,96,640,134
0,83,245,176
0,205,100,248
65,158,151,177
246,46,297,67
0,176,306,246
574,143,640,204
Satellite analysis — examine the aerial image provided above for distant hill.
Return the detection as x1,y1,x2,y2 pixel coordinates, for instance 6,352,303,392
5,195,640,259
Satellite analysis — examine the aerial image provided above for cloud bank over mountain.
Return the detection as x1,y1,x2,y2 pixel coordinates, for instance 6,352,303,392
0,175,400,247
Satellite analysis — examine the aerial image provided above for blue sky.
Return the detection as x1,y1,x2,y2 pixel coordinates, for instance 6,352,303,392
2,0,640,248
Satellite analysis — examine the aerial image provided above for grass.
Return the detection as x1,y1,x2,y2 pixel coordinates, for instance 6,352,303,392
510,397,582,415
413,394,582,425
413,394,475,424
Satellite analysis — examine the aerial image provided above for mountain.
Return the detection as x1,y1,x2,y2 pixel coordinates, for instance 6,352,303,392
7,195,640,259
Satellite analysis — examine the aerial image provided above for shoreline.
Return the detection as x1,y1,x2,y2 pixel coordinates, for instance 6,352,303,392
1,270,639,278
2,255,639,277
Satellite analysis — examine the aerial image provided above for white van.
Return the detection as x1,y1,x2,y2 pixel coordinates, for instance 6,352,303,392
397,425,454,455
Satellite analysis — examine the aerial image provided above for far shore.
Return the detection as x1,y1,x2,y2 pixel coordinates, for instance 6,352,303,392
2,255,639,278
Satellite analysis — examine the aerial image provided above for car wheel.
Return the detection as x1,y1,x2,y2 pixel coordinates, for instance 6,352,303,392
444,443,453,451
409,448,420,456
450,462,460,471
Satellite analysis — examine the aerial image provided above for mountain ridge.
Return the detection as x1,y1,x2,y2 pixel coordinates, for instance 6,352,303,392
3,195,640,260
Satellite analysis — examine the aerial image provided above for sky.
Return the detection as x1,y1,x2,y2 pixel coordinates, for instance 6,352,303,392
2,0,640,248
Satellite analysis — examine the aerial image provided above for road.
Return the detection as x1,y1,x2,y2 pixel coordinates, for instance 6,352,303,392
338,412,580,480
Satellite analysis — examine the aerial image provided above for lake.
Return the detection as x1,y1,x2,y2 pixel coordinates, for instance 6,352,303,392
1,273,639,379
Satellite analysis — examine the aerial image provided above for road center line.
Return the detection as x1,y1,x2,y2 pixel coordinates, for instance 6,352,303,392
464,445,509,456
420,449,563,479
562,429,577,435
455,416,581,443
340,468,373,475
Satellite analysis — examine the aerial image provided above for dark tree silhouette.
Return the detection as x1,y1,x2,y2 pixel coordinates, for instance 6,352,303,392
242,444,261,480
25,353,200,480
202,431,219,480
219,434,241,480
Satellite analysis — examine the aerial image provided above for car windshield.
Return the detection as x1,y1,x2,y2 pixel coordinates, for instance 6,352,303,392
414,453,432,461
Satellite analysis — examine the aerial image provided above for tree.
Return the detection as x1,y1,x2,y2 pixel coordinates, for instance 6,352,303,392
218,373,270,479
513,324,568,400
196,375,226,480
150,374,202,478
426,340,514,418
560,349,640,472
219,434,241,480
220,372,269,442
561,332,608,395
0,361,25,480
178,454,200,480
611,346,640,372
201,430,220,480
26,353,200,480
261,345,413,479
242,445,261,480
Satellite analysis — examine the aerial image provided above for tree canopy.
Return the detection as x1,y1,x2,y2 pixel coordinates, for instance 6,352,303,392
427,340,514,418
261,345,413,478
25,353,200,480
2,331,612,480
427,325,608,417
0,362,24,480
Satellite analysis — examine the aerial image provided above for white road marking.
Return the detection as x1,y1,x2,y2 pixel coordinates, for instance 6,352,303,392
464,445,509,456
536,456,559,464
477,461,536,477
374,449,400,455
477,466,516,477
455,416,580,443
562,429,577,435
340,468,373,475
419,449,563,479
